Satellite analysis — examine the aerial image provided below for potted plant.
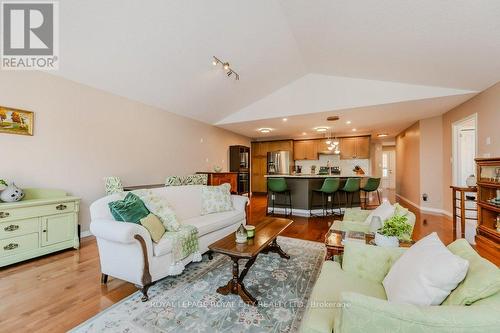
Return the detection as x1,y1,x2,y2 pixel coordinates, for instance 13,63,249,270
375,214,412,247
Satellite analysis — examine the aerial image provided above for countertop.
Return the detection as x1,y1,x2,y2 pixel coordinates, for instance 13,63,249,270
265,174,369,178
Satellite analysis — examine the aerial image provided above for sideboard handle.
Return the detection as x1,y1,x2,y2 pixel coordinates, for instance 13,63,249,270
56,204,67,211
3,243,19,251
4,225,19,232
0,212,10,218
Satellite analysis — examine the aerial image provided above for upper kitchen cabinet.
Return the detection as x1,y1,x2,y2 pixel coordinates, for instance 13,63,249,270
251,142,268,157
294,140,318,160
268,140,293,152
339,136,370,159
252,140,292,158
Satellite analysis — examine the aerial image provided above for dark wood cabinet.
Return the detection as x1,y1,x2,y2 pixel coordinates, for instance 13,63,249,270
198,172,238,194
475,158,500,248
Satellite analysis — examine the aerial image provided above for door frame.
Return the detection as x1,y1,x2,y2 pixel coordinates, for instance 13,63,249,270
452,113,478,186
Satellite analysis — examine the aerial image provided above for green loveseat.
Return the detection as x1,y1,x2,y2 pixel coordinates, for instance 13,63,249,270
331,204,416,240
300,239,500,333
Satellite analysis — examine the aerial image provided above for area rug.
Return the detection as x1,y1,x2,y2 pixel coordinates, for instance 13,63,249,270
71,236,325,333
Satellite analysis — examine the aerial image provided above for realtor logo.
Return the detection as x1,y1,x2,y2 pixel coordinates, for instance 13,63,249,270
1,1,59,70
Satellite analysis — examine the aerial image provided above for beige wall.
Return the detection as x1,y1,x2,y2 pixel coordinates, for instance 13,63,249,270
419,115,444,210
370,142,383,178
396,121,420,205
442,82,500,213
0,71,250,232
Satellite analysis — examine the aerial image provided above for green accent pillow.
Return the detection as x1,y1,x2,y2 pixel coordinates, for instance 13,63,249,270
140,214,166,243
443,239,500,305
108,192,150,223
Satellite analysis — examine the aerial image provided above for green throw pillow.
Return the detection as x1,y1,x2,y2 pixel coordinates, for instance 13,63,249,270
443,239,500,305
140,214,166,242
108,192,150,223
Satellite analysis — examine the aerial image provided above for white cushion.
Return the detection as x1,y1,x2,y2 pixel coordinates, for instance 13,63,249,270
364,201,395,224
152,236,174,256
149,185,204,220
184,210,244,236
383,232,469,305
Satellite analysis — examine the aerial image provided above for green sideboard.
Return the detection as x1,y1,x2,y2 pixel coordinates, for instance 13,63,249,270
0,188,80,267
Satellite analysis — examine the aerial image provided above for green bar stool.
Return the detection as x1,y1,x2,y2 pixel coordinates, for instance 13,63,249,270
310,178,341,216
267,178,292,216
341,178,361,210
361,177,381,207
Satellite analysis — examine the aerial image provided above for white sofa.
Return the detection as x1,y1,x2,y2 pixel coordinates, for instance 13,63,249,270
89,185,248,301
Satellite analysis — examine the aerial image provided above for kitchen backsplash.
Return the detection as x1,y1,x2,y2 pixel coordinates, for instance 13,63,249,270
295,155,371,175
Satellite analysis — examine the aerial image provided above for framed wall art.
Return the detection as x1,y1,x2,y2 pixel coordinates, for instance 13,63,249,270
0,106,34,136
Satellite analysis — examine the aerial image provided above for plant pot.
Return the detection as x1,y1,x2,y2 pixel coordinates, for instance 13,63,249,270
374,232,399,247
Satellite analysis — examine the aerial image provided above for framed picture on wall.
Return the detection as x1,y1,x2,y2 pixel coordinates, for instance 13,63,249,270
0,106,34,136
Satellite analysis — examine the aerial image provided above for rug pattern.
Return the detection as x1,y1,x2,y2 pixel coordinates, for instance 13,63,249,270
72,236,325,333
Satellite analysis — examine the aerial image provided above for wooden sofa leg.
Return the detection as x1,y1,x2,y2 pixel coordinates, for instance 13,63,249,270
134,234,153,302
101,273,108,284
140,284,151,302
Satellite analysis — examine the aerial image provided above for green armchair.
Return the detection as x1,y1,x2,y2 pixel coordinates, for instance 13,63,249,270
331,203,416,240
300,239,500,333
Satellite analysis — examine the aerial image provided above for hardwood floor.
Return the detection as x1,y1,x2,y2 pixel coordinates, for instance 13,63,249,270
0,189,498,332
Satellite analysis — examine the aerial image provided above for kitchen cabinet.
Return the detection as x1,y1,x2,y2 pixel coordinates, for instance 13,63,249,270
251,140,293,193
198,172,238,193
340,136,370,159
251,157,267,192
251,142,267,157
294,140,318,160
355,136,370,159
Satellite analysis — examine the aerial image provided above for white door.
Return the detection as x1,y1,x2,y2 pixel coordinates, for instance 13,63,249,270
457,129,476,186
382,150,396,189
453,114,477,187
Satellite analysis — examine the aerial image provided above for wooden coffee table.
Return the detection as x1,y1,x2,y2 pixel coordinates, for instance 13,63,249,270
208,217,292,305
325,229,414,260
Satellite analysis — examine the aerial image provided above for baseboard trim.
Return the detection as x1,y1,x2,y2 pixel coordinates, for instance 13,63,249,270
395,194,452,217
80,230,92,238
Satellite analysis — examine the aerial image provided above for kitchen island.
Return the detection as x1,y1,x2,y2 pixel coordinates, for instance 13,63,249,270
265,174,370,216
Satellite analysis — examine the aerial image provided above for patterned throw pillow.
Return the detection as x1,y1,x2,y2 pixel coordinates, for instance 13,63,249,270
133,190,181,232
201,183,234,215
165,176,184,187
184,174,208,185
165,174,208,186
104,176,123,195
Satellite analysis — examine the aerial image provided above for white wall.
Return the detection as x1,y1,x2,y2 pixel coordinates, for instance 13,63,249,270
419,116,444,210
218,73,476,124
0,71,250,232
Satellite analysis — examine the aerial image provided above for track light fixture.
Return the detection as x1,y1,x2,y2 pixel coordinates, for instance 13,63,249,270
212,56,240,80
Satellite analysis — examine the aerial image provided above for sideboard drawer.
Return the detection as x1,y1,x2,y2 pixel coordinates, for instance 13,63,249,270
0,233,39,257
0,218,39,240
0,202,76,222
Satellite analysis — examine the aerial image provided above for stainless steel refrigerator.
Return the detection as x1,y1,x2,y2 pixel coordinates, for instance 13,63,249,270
267,151,291,175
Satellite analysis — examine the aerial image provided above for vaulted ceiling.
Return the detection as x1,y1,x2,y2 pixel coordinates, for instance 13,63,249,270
55,0,500,138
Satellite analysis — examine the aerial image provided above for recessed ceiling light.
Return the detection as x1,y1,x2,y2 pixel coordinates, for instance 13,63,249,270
282,118,288,122
377,133,389,137
346,121,352,125
302,132,307,135
352,128,357,132
258,128,272,133
314,127,328,132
